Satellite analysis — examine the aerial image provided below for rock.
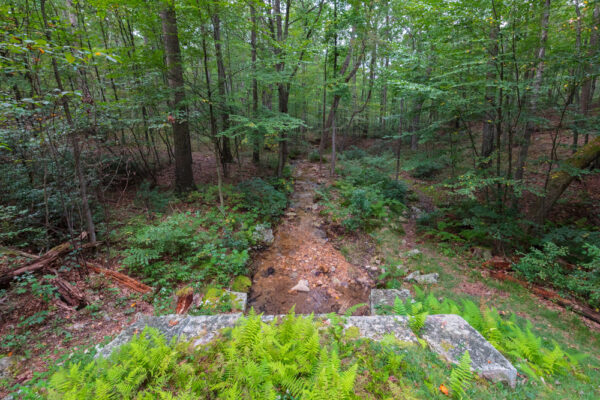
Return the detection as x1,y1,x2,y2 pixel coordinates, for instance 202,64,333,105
95,314,242,359
70,322,86,331
401,239,407,246
289,279,310,292
0,356,13,379
364,265,379,272
332,277,342,287
406,248,421,257
370,289,412,315
410,206,424,219
414,273,439,285
229,291,248,312
404,271,439,285
252,224,274,246
344,316,417,343
422,314,517,387
404,271,421,282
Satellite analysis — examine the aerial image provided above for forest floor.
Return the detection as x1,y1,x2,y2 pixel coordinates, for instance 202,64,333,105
248,161,372,314
2,146,600,398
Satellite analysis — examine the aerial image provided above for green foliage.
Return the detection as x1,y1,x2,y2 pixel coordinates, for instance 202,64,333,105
122,211,253,288
237,178,288,221
340,146,368,160
383,291,586,380
402,156,446,180
232,276,252,293
449,351,473,399
321,157,407,232
134,181,172,213
308,150,321,163
213,310,357,399
47,328,201,399
516,242,600,307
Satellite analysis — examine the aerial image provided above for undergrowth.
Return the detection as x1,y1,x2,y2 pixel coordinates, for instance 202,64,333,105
380,288,588,382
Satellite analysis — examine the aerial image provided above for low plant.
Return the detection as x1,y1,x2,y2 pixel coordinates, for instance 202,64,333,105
382,288,587,381
515,242,600,307
237,178,287,221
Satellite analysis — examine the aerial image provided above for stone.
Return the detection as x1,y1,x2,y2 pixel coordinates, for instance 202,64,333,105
289,279,310,292
344,316,417,343
96,313,515,388
404,271,421,282
422,314,517,387
404,271,439,285
406,248,421,257
0,356,13,379
410,206,424,219
252,224,274,246
96,314,242,359
413,273,439,285
370,289,412,315
332,277,342,287
229,291,247,312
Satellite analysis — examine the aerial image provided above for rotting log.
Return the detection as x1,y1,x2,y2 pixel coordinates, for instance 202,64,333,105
51,276,87,308
0,239,99,288
489,270,600,325
86,262,152,294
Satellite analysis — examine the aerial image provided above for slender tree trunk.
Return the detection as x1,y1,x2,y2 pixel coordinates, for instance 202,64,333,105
250,4,260,164
579,4,600,146
211,12,233,171
160,3,194,192
201,27,225,209
515,0,551,181
481,16,499,164
42,0,96,243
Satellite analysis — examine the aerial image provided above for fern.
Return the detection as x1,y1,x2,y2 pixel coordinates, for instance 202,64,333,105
385,290,586,380
449,350,473,399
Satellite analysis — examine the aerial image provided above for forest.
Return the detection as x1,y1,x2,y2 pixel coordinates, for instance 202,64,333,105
1,0,600,398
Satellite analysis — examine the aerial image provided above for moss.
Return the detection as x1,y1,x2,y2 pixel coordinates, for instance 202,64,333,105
231,276,252,293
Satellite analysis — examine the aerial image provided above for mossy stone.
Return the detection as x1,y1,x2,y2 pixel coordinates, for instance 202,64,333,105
231,276,252,293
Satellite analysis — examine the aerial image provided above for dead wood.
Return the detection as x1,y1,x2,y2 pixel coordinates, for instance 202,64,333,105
51,277,87,308
85,262,153,294
0,238,100,288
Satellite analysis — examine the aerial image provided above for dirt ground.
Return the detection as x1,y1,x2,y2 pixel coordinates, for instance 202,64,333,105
248,161,373,315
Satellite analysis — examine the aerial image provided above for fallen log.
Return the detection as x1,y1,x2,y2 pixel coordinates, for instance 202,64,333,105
51,276,87,308
86,262,153,294
489,270,600,325
0,239,100,288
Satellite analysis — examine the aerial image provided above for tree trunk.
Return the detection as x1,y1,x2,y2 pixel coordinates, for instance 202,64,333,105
481,17,499,164
250,4,260,164
160,4,194,192
579,4,599,147
532,136,600,224
211,12,233,170
42,0,96,243
515,0,551,180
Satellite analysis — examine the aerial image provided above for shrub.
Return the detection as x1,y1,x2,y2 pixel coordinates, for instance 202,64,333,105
515,242,600,307
122,211,253,287
308,149,321,163
237,178,287,221
340,146,368,160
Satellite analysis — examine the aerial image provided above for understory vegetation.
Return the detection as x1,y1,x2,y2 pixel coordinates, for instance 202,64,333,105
23,311,595,400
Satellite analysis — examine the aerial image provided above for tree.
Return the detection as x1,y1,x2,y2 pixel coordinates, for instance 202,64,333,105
160,1,194,192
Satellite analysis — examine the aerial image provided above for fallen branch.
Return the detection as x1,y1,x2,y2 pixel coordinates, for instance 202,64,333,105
86,262,153,294
489,270,600,325
0,238,100,288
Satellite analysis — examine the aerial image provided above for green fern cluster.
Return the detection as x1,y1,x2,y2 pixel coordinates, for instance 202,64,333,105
215,309,358,399
449,351,473,399
386,288,587,380
48,328,203,399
